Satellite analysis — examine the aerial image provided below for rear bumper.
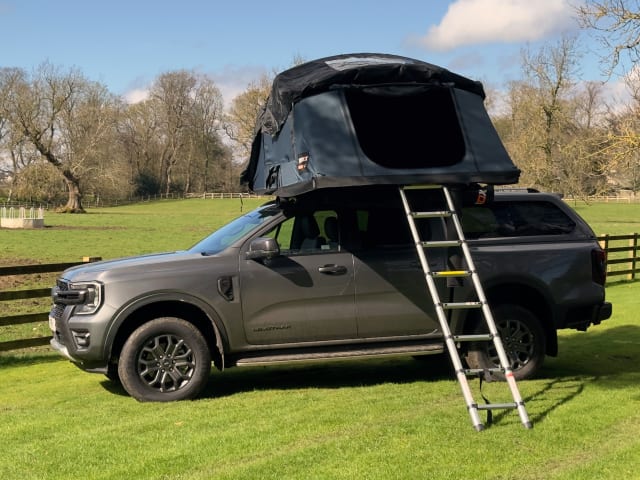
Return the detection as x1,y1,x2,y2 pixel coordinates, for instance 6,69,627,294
564,301,612,331
593,301,612,326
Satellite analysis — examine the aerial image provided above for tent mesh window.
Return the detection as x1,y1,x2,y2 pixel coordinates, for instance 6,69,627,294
344,87,465,168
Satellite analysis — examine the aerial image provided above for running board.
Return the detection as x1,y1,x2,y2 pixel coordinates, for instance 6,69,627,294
232,342,445,367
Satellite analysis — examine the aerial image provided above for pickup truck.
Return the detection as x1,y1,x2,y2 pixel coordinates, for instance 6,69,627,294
49,186,612,401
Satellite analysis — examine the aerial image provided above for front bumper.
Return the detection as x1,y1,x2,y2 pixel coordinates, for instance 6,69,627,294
49,299,115,373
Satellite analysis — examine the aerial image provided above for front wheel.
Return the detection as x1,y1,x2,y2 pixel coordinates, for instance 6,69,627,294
465,304,545,381
118,317,211,402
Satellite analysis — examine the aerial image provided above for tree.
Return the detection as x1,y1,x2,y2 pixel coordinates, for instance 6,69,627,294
0,64,118,212
577,0,640,76
120,70,228,195
187,75,226,192
224,74,271,163
499,37,605,197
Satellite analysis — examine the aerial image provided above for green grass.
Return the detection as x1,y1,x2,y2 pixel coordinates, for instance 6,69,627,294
1,198,639,479
0,198,268,264
0,281,638,479
570,201,640,236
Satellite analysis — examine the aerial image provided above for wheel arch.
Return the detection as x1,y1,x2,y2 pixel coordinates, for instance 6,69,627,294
462,282,558,357
106,295,226,371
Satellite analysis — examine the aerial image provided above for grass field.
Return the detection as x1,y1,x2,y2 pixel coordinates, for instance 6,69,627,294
1,198,639,479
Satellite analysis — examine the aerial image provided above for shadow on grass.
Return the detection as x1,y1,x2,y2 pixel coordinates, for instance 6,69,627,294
199,354,455,400
95,324,640,414
96,354,456,399
0,350,63,368
487,324,640,427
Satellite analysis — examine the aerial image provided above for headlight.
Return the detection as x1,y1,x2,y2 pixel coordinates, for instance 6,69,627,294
68,281,103,315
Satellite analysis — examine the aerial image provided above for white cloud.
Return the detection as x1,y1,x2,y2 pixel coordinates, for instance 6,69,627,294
123,88,150,104
206,64,269,109
415,0,577,51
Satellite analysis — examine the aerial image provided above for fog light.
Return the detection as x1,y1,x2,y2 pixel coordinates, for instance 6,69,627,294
72,331,91,348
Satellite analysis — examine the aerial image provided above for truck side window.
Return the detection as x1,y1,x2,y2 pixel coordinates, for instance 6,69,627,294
265,210,341,254
462,202,576,238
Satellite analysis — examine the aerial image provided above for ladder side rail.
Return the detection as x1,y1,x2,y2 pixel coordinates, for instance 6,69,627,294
441,186,532,429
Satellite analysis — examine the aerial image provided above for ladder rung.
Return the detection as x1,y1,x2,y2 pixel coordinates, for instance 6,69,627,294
464,367,505,376
452,334,494,342
411,211,452,219
476,403,518,411
442,301,483,310
431,270,472,278
421,240,462,248
402,185,442,191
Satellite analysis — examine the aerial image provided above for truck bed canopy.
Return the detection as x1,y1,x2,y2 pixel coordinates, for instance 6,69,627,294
241,53,520,197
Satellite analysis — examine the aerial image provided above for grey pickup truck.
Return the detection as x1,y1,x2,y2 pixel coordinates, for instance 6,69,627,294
49,186,612,401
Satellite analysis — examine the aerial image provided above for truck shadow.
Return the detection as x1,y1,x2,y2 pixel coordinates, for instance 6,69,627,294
100,325,640,416
202,354,455,399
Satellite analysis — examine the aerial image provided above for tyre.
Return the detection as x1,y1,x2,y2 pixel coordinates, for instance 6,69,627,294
118,317,212,402
465,304,545,381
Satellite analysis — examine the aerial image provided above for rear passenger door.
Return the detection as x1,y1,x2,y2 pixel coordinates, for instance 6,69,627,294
352,206,447,338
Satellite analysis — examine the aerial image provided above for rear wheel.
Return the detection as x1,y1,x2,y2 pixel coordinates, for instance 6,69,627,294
118,317,211,402
465,304,545,380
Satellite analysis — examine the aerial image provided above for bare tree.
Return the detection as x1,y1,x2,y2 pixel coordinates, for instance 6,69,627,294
577,0,640,76
224,74,271,163
188,75,226,192
519,36,583,191
0,64,118,212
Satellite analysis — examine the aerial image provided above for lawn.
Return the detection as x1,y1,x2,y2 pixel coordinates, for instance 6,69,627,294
0,198,639,479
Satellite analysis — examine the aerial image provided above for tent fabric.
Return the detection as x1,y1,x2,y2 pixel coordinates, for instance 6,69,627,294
242,53,520,197
258,52,486,136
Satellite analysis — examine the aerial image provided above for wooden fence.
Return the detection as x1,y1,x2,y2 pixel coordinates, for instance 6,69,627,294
0,257,100,352
598,233,639,281
1,235,639,353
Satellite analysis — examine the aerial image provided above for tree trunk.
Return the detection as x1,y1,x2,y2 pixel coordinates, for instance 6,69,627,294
59,171,85,213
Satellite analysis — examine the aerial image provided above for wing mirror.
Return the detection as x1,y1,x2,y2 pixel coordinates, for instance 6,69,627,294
246,237,280,260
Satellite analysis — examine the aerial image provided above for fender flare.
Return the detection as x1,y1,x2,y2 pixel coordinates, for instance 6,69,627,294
104,291,228,370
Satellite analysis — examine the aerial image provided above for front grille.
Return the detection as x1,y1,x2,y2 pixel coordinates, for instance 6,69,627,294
51,279,70,322
50,303,65,321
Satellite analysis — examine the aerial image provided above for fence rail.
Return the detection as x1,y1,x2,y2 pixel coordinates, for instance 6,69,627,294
0,257,100,352
1,235,639,353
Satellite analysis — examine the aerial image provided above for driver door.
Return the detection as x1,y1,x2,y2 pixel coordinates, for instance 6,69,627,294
240,210,357,345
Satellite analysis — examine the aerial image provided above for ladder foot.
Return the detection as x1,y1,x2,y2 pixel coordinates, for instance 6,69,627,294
475,424,485,432
523,421,533,429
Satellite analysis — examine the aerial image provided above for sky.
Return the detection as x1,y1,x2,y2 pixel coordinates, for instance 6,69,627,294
0,0,623,107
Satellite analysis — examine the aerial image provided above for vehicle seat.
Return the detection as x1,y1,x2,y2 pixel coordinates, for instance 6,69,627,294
299,215,325,250
324,216,339,249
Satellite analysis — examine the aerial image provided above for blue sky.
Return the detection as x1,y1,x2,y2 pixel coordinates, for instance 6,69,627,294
0,0,616,105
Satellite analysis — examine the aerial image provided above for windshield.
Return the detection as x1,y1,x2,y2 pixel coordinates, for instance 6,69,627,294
188,203,281,255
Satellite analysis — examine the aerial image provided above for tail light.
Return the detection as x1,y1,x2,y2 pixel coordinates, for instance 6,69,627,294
591,248,607,286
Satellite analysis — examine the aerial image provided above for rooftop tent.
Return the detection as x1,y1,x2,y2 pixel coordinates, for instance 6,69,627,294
241,53,520,197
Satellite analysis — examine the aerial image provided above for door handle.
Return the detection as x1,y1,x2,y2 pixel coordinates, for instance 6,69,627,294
318,264,348,275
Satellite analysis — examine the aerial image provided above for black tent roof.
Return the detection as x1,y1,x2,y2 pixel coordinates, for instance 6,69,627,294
259,52,486,137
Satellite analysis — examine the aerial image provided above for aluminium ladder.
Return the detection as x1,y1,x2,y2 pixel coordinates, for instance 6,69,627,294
399,184,532,431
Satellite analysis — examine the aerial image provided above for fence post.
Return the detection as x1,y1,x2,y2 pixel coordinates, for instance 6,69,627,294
631,233,638,281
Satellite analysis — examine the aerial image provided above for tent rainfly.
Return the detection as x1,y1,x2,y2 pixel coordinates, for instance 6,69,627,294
241,53,520,197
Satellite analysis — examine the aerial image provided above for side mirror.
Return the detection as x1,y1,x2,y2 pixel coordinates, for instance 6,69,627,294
246,237,280,260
